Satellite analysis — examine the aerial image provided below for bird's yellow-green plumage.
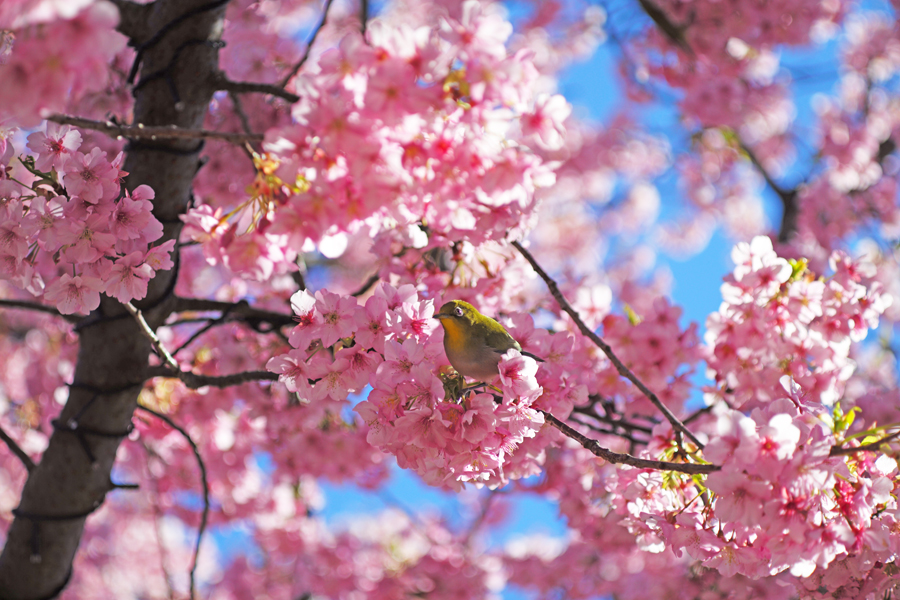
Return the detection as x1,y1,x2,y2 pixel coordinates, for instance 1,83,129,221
434,300,530,381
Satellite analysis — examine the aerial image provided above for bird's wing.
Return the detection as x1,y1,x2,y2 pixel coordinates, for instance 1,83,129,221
480,318,522,354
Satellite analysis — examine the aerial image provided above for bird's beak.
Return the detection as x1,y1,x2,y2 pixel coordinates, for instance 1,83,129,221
433,314,449,320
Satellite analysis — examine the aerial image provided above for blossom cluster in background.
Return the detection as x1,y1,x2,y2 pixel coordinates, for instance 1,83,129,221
0,0,899,598
0,124,174,314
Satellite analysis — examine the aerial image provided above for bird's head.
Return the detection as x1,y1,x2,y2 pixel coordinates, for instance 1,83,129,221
434,300,479,325
433,300,484,344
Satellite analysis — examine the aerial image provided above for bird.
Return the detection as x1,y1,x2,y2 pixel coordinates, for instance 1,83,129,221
433,300,543,381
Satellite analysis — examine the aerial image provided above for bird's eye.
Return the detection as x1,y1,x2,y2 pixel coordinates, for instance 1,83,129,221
454,306,464,317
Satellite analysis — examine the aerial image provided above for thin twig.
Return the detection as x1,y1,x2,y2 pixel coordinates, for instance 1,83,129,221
227,92,256,160
215,73,300,103
542,410,718,475
145,366,280,389
569,415,645,445
136,406,209,600
167,317,217,327
124,302,180,371
142,444,177,600
360,0,369,36
636,0,693,56
172,297,295,327
512,240,705,450
172,304,235,357
572,405,654,434
171,318,222,357
47,114,263,145
228,91,252,135
279,0,338,88
831,430,900,456
684,404,715,425
0,298,82,323
0,423,36,472
350,273,380,297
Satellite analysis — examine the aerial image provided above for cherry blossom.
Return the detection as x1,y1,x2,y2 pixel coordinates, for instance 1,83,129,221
2,1,900,599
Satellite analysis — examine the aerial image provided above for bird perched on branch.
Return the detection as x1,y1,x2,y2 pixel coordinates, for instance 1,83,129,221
434,300,543,381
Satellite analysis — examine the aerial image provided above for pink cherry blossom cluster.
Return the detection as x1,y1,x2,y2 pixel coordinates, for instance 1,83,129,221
508,533,797,600
218,507,502,600
598,297,701,416
705,236,890,411
599,236,895,588
266,282,551,489
0,1,125,127
183,1,567,281
654,0,843,57
792,99,900,247
0,123,174,314
507,442,801,600
842,13,900,84
59,437,503,600
611,398,899,592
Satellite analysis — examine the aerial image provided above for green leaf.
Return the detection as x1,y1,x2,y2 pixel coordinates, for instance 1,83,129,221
624,304,641,326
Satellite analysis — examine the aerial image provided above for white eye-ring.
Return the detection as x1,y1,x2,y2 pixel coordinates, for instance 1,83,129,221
454,306,464,317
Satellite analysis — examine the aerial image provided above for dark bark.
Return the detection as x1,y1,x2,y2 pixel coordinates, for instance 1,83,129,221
0,1,228,597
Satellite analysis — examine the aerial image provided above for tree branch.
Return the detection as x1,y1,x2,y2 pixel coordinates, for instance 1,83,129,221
172,297,295,327
360,0,369,36
0,299,82,323
542,411,718,475
135,405,209,600
128,302,280,388
214,73,300,103
684,404,715,424
831,430,900,456
171,318,224,357
351,273,381,297
279,0,338,88
636,0,693,56
146,366,280,389
0,1,231,595
142,446,177,600
47,114,263,145
228,91,253,136
512,240,705,450
569,415,645,446
738,139,799,243
0,424,36,473
124,302,180,371
571,405,654,435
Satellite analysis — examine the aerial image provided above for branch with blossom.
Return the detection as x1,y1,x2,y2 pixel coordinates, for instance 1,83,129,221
542,411,718,474
0,299,81,323
278,0,338,88
2,0,900,598
146,366,280,389
124,302,180,371
171,297,295,328
511,240,705,450
213,72,300,103
47,114,263,145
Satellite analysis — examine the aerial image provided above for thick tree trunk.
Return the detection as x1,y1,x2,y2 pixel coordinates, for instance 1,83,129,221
0,1,226,597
